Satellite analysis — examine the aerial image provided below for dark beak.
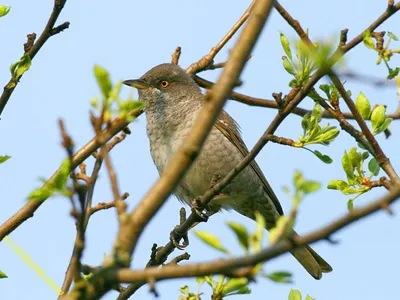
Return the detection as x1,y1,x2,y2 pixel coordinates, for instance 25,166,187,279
123,79,151,90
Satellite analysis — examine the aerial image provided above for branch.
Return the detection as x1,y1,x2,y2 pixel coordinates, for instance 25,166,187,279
186,0,256,74
0,0,70,116
112,185,400,284
0,108,143,241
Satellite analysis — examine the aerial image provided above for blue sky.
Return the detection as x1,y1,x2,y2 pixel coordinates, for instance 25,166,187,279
1,0,399,299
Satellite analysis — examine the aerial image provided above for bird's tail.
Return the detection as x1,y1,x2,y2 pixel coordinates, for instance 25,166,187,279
289,231,332,280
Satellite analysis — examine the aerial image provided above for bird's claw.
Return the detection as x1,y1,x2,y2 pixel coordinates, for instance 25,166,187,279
191,197,214,222
170,225,189,250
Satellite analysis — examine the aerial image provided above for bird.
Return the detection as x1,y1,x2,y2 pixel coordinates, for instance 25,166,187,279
123,63,332,279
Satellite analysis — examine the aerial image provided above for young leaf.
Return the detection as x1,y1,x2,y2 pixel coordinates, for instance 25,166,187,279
0,5,10,17
374,117,392,135
363,30,375,50
282,58,296,75
226,221,249,252
280,32,293,60
348,147,362,172
327,179,349,190
312,150,333,164
388,32,399,41
301,181,321,194
52,159,71,190
288,289,302,300
10,55,31,81
0,270,7,279
265,271,293,283
388,67,400,80
0,155,11,164
28,187,53,202
342,151,355,181
94,65,112,98
221,278,248,296
180,285,189,295
305,295,315,300
194,231,229,254
347,199,354,210
370,105,386,133
355,92,371,119
368,158,380,176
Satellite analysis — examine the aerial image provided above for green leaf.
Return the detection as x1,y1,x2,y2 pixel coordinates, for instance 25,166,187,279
327,179,349,190
226,221,249,252
316,127,340,145
0,155,11,164
52,159,71,190
305,296,315,300
370,105,386,133
347,199,354,210
355,92,371,119
348,147,362,172
342,151,355,181
94,65,112,98
288,289,302,300
368,158,380,176
387,67,400,80
0,270,7,279
319,84,331,98
301,113,311,134
282,58,296,75
266,271,293,283
28,187,53,202
234,286,251,295
10,55,32,81
269,216,294,244
280,32,293,60
194,231,229,254
374,117,392,135
311,103,322,122
301,181,321,194
362,151,370,160
0,5,10,17
363,30,375,50
203,275,214,287
180,285,189,295
388,32,399,41
312,150,333,164
221,278,248,296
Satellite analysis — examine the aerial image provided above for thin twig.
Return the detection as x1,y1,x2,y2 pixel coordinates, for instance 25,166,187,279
171,46,182,65
186,0,256,74
0,0,70,116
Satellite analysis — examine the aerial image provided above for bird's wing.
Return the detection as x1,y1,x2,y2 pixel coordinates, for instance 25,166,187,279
215,110,284,216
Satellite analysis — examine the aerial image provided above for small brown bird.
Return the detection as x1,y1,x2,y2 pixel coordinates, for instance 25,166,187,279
123,63,332,279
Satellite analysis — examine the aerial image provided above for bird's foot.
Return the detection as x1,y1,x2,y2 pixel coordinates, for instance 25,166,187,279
191,196,215,222
170,225,189,250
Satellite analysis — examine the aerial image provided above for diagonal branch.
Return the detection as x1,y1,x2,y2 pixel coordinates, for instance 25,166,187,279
0,108,143,241
113,184,400,284
0,0,70,116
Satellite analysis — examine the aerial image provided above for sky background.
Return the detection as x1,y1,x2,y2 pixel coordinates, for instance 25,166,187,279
1,0,400,299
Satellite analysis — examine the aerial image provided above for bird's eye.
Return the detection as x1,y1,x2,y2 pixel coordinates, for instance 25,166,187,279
160,80,169,88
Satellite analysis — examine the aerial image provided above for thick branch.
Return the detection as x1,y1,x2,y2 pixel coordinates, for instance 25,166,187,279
113,185,400,284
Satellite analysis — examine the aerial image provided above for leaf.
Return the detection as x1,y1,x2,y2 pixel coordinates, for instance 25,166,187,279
0,5,10,17
316,127,340,145
235,286,251,295
342,151,355,181
370,105,386,133
194,231,229,254
348,147,362,172
0,155,11,164
305,296,315,300
10,55,31,81
327,179,349,190
288,289,302,300
311,103,322,122
180,285,189,295
301,181,321,194
282,58,296,75
374,117,392,135
28,187,53,202
388,31,399,41
347,199,354,210
355,92,371,119
319,84,331,98
363,30,375,50
387,67,400,80
269,216,294,244
312,150,333,164
266,271,293,283
368,158,380,176
280,33,293,60
226,221,249,252
301,113,311,134
94,65,112,98
0,270,7,279
221,278,248,296
52,159,71,190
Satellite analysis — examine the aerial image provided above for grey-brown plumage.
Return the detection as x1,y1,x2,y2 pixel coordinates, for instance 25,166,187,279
123,63,332,279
